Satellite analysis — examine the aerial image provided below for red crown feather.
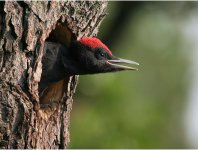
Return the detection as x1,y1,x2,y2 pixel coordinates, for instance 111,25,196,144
80,37,112,55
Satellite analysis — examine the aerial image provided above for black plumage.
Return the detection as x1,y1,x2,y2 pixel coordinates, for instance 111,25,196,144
39,38,138,104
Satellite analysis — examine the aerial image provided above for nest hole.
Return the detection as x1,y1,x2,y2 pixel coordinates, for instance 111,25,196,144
38,21,75,110
46,22,75,46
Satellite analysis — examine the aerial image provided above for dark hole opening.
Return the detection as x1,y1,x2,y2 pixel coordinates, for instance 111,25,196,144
39,21,75,106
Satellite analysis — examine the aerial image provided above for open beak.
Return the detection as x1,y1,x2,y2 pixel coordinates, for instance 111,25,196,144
107,58,139,70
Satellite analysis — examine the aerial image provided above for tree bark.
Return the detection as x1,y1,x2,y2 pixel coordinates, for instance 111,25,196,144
0,1,107,149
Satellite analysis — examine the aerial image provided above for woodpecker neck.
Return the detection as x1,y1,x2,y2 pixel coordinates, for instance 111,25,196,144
61,41,96,75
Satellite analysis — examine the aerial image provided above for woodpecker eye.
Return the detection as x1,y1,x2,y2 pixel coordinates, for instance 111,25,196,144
95,49,107,60
100,52,105,57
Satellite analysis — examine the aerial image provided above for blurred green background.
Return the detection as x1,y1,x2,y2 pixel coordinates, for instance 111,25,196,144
69,2,198,148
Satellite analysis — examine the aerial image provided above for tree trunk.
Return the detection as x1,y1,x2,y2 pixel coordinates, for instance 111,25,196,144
0,1,107,149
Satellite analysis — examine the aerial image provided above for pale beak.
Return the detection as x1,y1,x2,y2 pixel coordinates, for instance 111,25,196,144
107,58,139,70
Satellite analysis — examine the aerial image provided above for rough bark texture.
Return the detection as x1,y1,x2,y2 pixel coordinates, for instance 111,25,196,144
0,1,107,149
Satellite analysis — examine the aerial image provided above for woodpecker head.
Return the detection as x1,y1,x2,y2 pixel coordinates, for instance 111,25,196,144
65,37,139,75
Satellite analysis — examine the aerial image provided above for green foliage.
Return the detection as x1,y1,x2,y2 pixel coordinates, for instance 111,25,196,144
69,2,191,148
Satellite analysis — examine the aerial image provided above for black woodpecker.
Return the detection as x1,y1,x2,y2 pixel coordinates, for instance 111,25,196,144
39,37,139,105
